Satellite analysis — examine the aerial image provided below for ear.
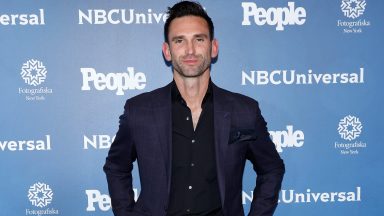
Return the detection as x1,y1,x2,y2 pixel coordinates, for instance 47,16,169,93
211,39,219,58
162,42,172,61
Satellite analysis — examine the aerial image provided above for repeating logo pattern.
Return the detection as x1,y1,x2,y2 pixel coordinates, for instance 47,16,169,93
21,59,47,86
341,0,366,19
338,115,363,141
28,182,53,208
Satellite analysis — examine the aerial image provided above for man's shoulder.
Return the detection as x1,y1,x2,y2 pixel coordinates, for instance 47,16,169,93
124,83,171,107
214,84,259,107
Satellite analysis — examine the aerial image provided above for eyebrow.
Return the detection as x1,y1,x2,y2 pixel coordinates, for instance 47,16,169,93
171,33,209,42
194,33,209,38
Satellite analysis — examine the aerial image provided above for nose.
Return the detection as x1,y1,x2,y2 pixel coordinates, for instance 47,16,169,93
186,41,196,55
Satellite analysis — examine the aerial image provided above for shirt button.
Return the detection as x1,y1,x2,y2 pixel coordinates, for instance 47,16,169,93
188,185,192,190
186,116,189,120
191,139,195,143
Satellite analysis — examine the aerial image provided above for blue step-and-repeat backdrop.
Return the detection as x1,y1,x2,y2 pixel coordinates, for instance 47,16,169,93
1,0,383,215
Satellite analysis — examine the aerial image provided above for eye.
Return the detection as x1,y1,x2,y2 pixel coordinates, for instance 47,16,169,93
196,37,204,42
174,38,183,44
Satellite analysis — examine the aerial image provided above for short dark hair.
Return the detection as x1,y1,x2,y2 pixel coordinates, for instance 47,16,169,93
164,1,214,43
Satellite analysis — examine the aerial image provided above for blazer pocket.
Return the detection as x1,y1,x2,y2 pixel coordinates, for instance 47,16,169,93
228,129,258,144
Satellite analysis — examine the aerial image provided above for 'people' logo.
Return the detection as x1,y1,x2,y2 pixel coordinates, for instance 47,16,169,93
28,182,53,208
241,2,306,31
21,59,47,86
81,67,146,95
269,125,304,153
337,115,362,141
341,0,366,19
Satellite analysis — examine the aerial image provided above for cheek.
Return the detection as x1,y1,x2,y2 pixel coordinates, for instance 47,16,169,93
198,44,212,55
170,45,183,55
201,49,212,59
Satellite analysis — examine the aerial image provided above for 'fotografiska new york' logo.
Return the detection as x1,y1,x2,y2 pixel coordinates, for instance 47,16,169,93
28,182,53,207
337,115,362,141
337,0,370,33
334,115,367,155
26,182,59,215
18,59,53,101
341,0,366,19
21,59,47,86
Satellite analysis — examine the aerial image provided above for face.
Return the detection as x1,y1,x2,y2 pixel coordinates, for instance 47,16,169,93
163,16,218,78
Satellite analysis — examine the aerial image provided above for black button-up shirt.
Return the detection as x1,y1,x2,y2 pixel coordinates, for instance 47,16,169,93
167,81,222,216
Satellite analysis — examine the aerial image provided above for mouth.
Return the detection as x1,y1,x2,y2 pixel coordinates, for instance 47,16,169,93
182,56,199,65
183,59,198,65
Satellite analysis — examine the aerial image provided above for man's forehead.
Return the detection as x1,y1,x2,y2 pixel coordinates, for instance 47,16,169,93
168,15,210,34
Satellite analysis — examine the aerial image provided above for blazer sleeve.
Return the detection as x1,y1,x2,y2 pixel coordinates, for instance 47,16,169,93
247,102,285,216
103,101,137,216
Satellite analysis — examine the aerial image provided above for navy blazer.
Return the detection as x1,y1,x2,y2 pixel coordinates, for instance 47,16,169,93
104,82,285,216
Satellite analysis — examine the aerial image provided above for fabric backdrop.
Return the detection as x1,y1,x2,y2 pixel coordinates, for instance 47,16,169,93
1,0,383,215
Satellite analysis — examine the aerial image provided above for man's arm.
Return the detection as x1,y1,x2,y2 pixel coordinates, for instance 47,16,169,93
103,102,137,216
247,103,285,216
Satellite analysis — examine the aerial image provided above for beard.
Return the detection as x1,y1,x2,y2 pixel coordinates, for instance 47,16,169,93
172,53,211,78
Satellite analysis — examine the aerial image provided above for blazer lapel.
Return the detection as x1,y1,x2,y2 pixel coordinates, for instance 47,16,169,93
151,83,173,195
212,84,232,207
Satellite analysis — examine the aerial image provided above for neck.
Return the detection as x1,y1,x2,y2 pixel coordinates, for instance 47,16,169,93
173,71,210,109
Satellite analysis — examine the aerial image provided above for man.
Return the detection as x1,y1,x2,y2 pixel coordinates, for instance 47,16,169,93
104,1,285,216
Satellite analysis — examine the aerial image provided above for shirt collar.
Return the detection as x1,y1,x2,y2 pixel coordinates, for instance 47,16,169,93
171,79,213,106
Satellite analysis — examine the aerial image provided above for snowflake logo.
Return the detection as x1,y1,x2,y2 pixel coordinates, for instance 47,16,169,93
21,59,47,86
27,182,53,208
337,115,363,141
341,0,366,19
